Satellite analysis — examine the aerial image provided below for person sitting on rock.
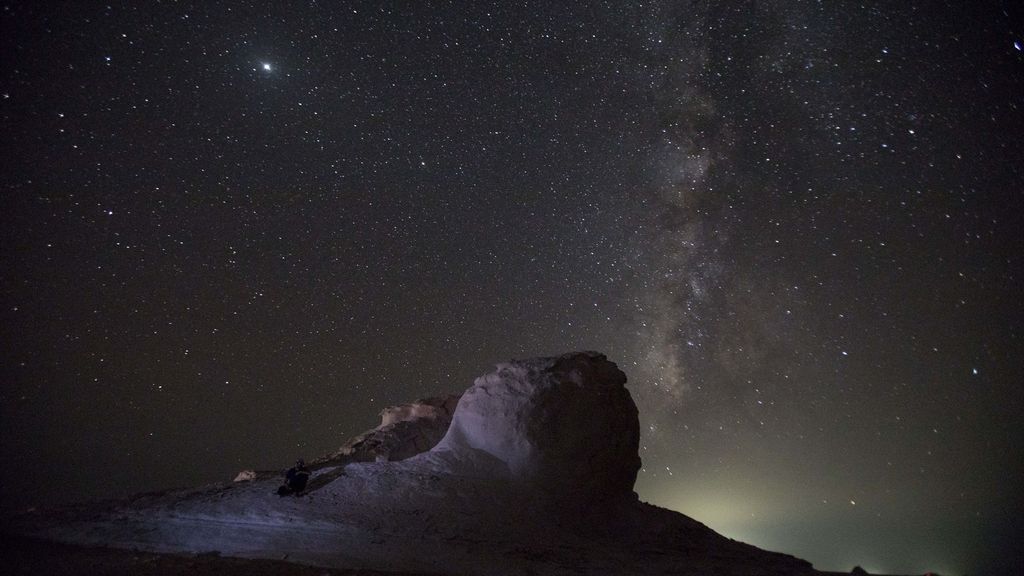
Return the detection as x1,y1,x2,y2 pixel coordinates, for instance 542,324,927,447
277,459,311,496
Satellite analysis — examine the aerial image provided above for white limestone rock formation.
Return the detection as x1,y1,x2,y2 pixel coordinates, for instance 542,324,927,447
436,351,640,501
7,352,817,576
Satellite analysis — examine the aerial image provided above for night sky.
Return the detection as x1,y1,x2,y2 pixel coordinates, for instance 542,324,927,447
2,2,1022,574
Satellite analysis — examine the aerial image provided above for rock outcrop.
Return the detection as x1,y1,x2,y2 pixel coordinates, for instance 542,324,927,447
436,351,640,501
7,352,818,576
321,394,461,463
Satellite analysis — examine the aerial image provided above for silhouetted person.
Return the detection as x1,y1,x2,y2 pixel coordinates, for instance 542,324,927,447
277,458,311,496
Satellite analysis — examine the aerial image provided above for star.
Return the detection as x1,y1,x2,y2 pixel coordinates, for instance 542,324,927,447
262,63,272,71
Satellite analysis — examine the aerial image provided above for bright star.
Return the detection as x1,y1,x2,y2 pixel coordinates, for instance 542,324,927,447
262,63,272,71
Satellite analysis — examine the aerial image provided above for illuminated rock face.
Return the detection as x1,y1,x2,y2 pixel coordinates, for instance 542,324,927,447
327,394,462,463
436,351,641,501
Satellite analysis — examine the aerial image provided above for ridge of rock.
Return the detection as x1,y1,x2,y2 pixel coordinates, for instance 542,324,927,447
320,394,462,464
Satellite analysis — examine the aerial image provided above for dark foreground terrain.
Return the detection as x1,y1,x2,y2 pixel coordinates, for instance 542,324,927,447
0,534,435,576
0,535,919,576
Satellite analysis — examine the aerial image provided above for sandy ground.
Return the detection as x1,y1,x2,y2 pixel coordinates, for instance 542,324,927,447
0,534,441,576
0,534,919,576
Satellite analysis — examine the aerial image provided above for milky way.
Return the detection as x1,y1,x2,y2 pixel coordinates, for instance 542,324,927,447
2,2,1022,574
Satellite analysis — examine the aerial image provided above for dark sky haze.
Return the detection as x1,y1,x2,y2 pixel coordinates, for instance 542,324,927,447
2,2,1022,574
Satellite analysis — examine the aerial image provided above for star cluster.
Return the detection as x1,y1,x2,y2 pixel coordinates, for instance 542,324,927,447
1,2,1021,574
